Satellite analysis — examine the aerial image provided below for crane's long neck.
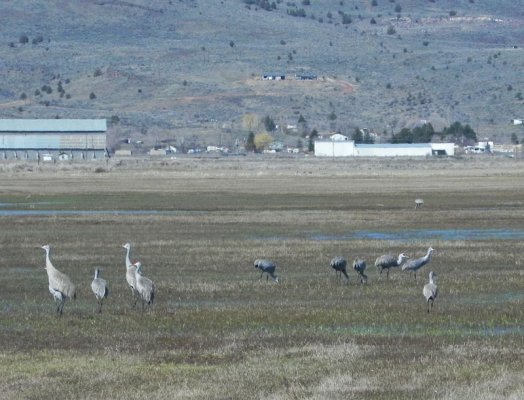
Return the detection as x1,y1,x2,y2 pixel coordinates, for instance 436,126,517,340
397,254,405,265
44,248,56,272
424,249,433,262
125,246,132,268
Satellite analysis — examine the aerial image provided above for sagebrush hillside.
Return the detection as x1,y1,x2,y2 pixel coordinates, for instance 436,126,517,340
0,0,523,150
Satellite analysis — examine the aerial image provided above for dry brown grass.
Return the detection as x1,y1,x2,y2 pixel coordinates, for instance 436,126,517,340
0,156,523,399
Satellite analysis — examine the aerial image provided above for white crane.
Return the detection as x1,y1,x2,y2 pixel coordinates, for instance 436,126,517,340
353,257,368,284
329,256,349,282
374,253,409,279
402,247,435,280
40,245,76,315
91,268,109,313
133,262,155,311
423,271,438,313
122,243,139,306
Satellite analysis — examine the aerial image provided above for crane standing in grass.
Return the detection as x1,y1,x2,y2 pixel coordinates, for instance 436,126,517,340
133,261,155,311
40,244,76,316
423,271,438,313
91,268,109,313
330,256,349,282
353,257,368,284
374,253,409,279
122,243,139,306
402,247,435,280
254,259,279,282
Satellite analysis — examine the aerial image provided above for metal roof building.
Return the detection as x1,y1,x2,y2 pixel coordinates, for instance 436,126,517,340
0,119,107,161
315,140,454,157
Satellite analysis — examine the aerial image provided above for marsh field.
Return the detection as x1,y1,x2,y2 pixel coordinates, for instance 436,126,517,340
0,155,523,399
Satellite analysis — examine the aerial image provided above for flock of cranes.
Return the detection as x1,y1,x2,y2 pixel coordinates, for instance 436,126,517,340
39,243,438,316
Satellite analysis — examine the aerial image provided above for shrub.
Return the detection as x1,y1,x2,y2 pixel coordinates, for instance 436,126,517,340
19,35,29,44
89,92,96,99
387,25,396,35
32,35,44,45
93,68,103,77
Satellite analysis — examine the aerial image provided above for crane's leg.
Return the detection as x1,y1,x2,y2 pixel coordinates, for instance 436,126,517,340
386,269,389,280
342,270,349,282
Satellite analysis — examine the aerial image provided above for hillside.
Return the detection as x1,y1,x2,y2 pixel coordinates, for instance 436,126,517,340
0,0,523,151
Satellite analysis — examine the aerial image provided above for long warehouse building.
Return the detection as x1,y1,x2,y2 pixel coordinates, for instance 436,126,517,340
0,119,107,161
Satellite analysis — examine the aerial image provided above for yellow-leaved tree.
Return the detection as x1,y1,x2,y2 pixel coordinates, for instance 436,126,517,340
254,132,273,152
242,114,259,132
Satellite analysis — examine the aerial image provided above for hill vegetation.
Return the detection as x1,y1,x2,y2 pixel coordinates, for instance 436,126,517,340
0,0,523,151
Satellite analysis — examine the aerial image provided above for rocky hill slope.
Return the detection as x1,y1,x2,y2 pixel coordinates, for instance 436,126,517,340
0,0,523,150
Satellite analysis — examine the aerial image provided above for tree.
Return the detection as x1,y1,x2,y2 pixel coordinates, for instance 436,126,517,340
254,132,273,152
511,133,519,145
245,131,256,152
262,115,276,132
89,92,96,99
363,131,375,144
390,123,435,143
442,121,477,145
352,128,363,143
242,114,259,131
308,129,318,152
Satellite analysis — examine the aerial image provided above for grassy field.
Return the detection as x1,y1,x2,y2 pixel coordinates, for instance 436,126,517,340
0,156,523,399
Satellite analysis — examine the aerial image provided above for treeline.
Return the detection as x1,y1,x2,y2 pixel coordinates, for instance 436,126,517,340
390,122,477,144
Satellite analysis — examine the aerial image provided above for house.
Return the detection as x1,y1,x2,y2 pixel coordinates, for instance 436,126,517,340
295,74,317,80
330,133,349,141
262,74,286,80
148,148,168,156
511,119,523,125
114,149,132,156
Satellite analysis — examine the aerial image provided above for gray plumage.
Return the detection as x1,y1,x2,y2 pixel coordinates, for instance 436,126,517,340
133,262,155,311
254,259,279,282
122,242,139,306
423,271,438,313
330,256,349,281
402,247,435,279
374,253,409,279
41,244,76,315
353,257,368,284
91,268,109,313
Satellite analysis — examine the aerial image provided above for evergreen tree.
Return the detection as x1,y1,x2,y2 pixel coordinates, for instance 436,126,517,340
245,131,256,152
352,128,363,143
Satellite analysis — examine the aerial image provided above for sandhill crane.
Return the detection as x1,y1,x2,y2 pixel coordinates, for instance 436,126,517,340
254,259,279,282
122,243,139,306
40,245,76,315
330,256,349,282
423,271,438,313
374,253,409,279
133,262,155,311
353,257,368,284
91,268,109,313
402,247,435,280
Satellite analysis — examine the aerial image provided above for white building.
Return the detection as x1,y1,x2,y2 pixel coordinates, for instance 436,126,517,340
314,140,455,157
